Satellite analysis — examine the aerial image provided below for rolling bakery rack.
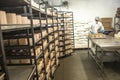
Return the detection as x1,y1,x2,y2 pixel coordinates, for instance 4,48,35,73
58,11,74,58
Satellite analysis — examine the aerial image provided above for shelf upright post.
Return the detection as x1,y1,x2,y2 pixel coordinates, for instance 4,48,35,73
44,0,49,52
44,2,49,80
50,6,56,79
63,12,66,56
38,1,47,80
71,12,75,49
114,16,116,33
23,6,33,65
57,11,61,57
53,8,57,67
56,10,60,58
0,26,9,80
26,29,33,65
28,0,38,80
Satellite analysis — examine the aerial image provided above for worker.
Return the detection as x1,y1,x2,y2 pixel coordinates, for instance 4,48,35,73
89,17,104,34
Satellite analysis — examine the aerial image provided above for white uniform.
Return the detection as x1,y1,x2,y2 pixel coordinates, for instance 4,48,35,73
89,21,104,34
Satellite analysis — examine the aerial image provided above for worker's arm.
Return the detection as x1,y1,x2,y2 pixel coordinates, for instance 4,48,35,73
88,22,94,34
99,22,104,33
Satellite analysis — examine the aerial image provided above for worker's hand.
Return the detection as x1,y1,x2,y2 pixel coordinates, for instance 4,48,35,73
91,31,94,34
100,29,104,33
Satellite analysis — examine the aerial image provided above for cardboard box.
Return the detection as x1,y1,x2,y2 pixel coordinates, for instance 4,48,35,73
104,27,113,31
117,11,120,14
19,33,40,45
101,18,112,29
20,59,30,64
102,22,112,28
116,14,120,17
117,8,120,14
19,38,28,45
101,18,112,22
10,59,21,64
3,40,8,46
8,59,30,64
117,8,120,11
101,18,112,30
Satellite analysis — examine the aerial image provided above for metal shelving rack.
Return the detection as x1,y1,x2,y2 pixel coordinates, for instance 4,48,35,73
57,11,65,58
50,8,60,79
114,15,120,33
0,0,74,80
0,0,44,80
41,2,60,79
58,11,74,58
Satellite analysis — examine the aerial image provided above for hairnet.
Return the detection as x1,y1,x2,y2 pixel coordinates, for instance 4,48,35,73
95,17,100,20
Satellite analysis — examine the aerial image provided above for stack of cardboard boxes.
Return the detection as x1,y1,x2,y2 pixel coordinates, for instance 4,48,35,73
116,8,120,17
101,18,113,30
101,18,114,36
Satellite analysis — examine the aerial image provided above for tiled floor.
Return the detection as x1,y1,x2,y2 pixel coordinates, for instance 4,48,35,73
54,50,120,80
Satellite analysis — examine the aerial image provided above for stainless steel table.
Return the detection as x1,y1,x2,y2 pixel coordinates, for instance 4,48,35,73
88,36,120,74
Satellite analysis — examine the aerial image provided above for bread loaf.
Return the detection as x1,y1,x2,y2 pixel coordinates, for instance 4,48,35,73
21,16,30,24
0,10,7,24
6,13,17,24
16,15,22,24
